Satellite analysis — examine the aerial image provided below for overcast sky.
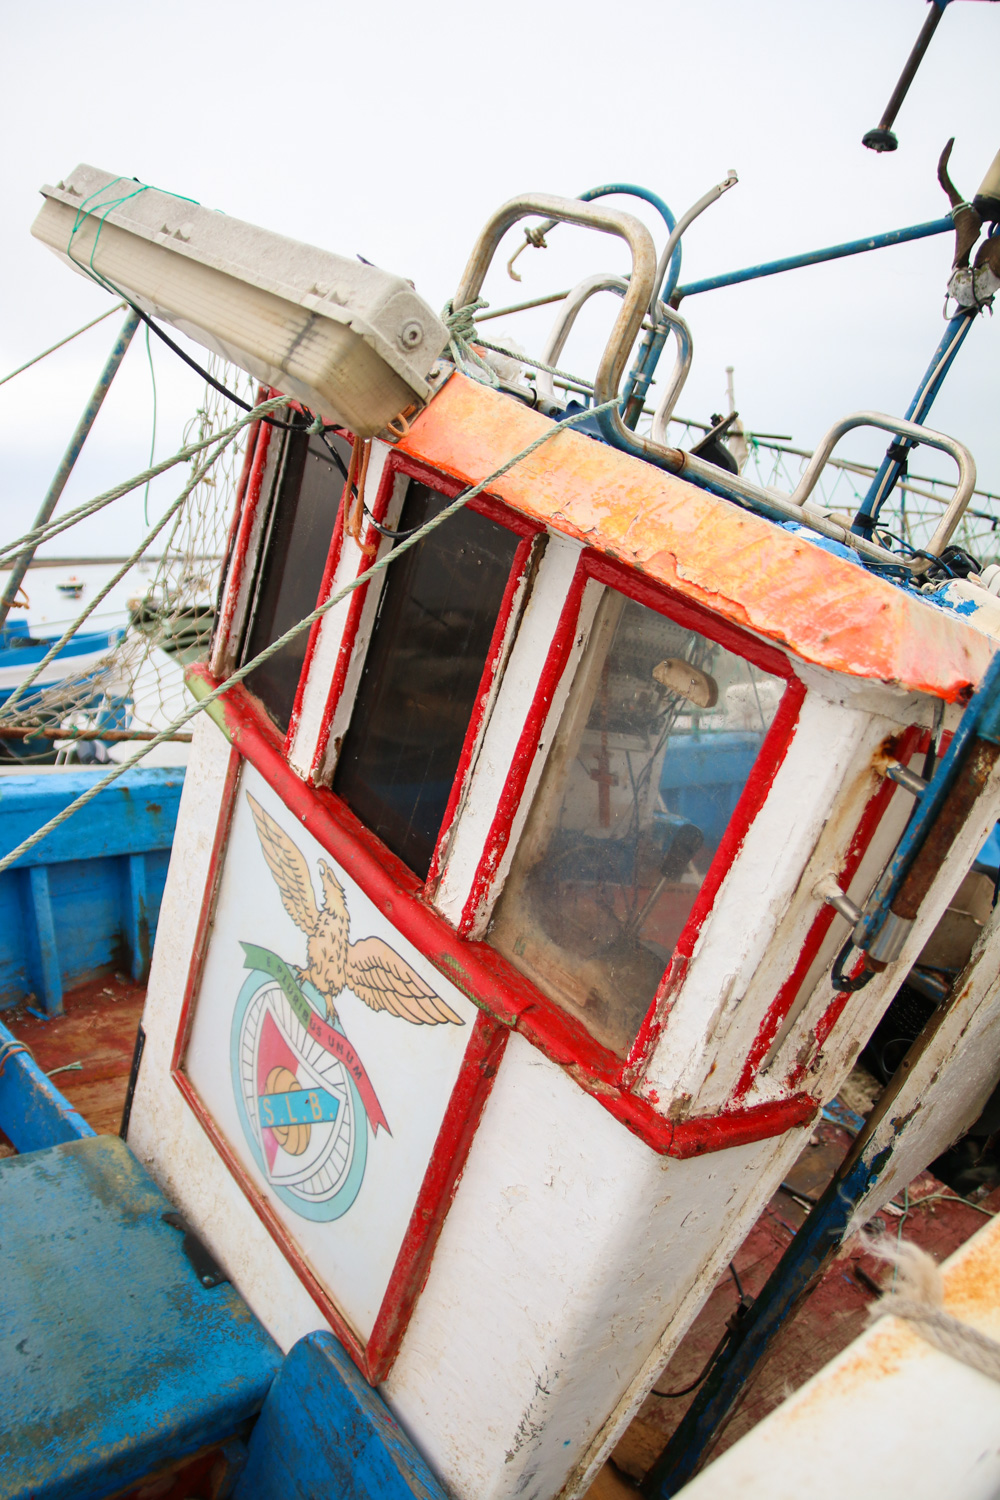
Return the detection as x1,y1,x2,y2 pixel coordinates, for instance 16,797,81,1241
1,0,998,557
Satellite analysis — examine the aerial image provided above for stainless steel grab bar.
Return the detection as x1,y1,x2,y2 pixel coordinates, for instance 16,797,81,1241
452,194,657,413
788,412,977,565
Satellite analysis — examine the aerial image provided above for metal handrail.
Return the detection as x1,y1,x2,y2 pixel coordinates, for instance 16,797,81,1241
452,194,657,413
788,412,977,563
648,308,694,438
535,273,629,404
535,273,694,426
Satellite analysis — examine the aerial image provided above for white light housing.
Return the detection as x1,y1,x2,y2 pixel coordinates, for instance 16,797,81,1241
32,165,449,437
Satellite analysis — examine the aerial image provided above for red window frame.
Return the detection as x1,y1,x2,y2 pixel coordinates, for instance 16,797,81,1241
301,445,543,890
459,546,807,1083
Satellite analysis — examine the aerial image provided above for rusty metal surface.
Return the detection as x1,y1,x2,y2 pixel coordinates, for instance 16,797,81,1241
893,739,1000,920
397,377,993,701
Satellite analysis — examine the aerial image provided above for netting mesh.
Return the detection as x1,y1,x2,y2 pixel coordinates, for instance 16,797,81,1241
0,356,256,762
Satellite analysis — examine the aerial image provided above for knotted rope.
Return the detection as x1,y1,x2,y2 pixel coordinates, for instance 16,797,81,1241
867,1234,1000,1383
441,298,500,387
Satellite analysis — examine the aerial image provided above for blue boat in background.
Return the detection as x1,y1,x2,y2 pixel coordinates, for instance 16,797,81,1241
0,617,128,762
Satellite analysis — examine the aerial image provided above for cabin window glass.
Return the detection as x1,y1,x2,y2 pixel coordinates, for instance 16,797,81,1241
241,423,351,733
333,481,520,880
489,589,784,1057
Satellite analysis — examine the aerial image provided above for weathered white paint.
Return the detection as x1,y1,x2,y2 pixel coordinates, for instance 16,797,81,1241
640,690,870,1107
779,753,1000,1106
433,531,586,926
384,1031,810,1500
677,1212,1000,1500
127,717,334,1352
288,439,394,778
184,763,478,1339
842,896,1000,1234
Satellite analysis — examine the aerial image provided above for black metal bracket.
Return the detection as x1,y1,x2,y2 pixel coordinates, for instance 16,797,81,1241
162,1211,230,1289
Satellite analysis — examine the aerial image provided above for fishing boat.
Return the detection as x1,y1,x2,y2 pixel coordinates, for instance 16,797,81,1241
3,77,1000,1497
55,574,85,599
0,616,128,762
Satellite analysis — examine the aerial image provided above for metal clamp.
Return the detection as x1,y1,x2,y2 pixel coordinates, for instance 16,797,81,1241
452,194,657,414
885,761,929,797
813,873,863,926
787,411,977,563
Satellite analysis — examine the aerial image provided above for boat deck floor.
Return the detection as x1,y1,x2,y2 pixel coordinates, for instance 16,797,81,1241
588,1111,1000,1497
2,989,995,1497
0,970,145,1152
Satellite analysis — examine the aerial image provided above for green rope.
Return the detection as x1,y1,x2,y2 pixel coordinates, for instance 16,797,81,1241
0,393,291,566
442,299,600,394
0,303,128,390
0,396,619,877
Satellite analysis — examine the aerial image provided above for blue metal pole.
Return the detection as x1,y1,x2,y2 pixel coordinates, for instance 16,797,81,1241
0,308,141,631
672,217,954,301
852,308,977,536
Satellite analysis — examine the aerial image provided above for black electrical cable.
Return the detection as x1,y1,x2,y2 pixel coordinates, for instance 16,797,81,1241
650,1265,751,1400
831,936,875,993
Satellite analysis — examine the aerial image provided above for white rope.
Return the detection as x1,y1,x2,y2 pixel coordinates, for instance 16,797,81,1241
866,1235,1000,1383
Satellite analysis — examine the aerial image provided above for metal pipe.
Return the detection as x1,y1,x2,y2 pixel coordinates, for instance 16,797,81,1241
648,310,694,439
788,410,976,565
671,217,954,302
504,182,682,301
853,310,977,535
0,309,141,632
650,173,737,313
453,194,658,413
0,726,193,743
619,175,737,427
535,274,629,404
862,1,947,153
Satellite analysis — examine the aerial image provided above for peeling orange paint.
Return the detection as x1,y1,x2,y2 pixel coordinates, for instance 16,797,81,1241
399,377,993,701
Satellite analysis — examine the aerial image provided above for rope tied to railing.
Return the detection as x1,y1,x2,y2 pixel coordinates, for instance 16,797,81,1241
441,298,500,388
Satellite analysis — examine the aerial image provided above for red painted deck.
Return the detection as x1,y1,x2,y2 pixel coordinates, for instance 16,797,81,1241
0,973,145,1145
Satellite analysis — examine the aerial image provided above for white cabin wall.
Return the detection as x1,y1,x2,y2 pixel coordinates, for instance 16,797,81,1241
288,440,396,778
384,1031,807,1500
126,715,334,1351
639,690,871,1109
843,902,1000,1234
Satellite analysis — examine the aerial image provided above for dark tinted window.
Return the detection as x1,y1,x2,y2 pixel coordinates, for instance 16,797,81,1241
242,424,351,733
333,482,520,879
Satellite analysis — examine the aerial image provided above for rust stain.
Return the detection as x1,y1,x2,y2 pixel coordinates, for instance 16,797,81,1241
399,378,993,701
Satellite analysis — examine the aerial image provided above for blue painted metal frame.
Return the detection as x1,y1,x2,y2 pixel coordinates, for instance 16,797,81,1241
0,767,184,1013
854,647,1000,952
672,216,954,301
234,1330,449,1500
853,308,977,533
0,1014,95,1150
642,1145,889,1498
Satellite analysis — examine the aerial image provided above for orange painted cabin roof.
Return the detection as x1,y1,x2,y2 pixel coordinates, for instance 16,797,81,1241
397,374,993,702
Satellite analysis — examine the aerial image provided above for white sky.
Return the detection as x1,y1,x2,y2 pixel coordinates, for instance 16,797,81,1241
0,0,997,557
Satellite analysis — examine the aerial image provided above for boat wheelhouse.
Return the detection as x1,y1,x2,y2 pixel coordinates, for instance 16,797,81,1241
10,150,1000,1499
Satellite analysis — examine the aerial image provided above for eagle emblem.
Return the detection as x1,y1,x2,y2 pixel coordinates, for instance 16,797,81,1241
246,793,463,1028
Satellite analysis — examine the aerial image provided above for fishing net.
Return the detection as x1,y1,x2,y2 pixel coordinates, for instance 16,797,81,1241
0,353,256,763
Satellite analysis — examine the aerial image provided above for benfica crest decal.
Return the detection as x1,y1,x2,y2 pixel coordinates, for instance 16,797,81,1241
230,794,463,1221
